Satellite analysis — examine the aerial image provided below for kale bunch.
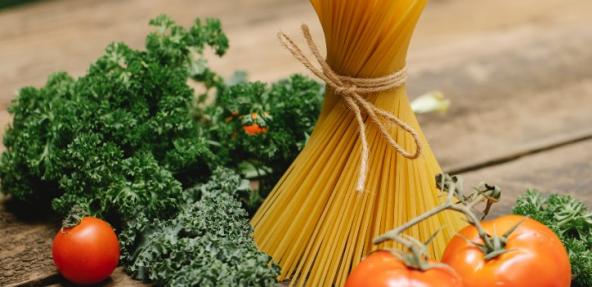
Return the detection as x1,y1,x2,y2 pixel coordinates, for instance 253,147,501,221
123,168,279,287
514,190,592,287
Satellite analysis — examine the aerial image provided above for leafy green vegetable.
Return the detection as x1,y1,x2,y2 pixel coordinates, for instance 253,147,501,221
0,15,323,286
0,16,224,220
513,190,592,287
202,76,323,211
0,13,322,215
123,168,279,287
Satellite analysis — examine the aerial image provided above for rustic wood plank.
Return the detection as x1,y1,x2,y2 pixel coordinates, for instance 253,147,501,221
0,0,591,286
1,0,591,166
460,139,592,217
46,268,147,287
0,0,589,96
0,198,59,287
413,18,592,170
0,0,314,110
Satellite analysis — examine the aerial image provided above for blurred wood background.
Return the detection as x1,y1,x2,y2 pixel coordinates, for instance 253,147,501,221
1,0,591,286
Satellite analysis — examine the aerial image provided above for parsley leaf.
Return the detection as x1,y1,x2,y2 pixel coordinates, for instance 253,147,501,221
514,190,592,287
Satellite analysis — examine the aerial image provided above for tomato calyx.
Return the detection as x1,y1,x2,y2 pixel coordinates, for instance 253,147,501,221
435,175,522,260
61,205,89,229
375,174,512,261
464,218,524,260
386,233,454,272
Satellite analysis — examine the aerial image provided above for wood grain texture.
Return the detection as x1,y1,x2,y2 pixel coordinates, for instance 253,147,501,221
46,268,146,287
0,198,59,287
0,0,591,286
461,139,592,217
414,23,592,170
1,0,591,167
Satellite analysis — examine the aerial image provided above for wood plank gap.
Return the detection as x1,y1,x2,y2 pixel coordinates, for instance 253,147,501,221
7,274,60,287
447,129,592,175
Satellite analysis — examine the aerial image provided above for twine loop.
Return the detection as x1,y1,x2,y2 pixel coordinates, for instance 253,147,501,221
335,85,355,95
278,24,423,192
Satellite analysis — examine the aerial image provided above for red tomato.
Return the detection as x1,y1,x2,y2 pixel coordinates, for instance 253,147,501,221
243,113,268,135
442,215,571,287
52,217,120,285
345,251,463,287
243,124,268,135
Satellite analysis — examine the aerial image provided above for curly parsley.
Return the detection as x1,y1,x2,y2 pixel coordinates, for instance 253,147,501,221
514,190,592,287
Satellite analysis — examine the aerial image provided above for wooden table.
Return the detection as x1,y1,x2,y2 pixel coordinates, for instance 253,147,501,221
1,0,591,285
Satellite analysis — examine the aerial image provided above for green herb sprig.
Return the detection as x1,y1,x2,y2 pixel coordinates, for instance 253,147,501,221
514,190,592,287
123,168,279,287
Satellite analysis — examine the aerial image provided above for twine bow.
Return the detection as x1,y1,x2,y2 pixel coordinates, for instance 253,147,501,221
278,25,422,192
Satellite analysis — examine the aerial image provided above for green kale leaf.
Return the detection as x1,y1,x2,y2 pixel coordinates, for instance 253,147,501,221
123,168,280,287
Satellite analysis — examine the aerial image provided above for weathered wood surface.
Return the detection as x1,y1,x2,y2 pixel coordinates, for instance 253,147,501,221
46,268,147,287
1,0,591,167
462,140,592,217
414,15,592,171
0,197,59,287
0,0,591,286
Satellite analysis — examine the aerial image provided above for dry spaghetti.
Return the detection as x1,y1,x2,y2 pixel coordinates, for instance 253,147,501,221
278,24,422,192
252,1,464,286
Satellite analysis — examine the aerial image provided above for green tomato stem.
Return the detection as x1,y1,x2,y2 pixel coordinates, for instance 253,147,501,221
374,174,510,264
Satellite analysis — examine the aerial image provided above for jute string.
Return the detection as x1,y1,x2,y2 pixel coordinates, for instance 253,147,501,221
278,24,422,192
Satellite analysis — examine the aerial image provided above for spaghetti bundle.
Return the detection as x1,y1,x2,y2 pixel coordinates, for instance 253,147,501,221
252,0,464,286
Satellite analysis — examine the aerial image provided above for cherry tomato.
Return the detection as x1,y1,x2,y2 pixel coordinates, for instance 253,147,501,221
243,124,268,135
52,217,120,285
345,251,463,287
243,113,268,135
442,215,571,287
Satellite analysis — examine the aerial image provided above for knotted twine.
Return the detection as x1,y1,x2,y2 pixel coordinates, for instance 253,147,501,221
278,25,422,192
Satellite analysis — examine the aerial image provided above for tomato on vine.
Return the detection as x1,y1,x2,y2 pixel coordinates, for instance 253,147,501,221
442,215,571,287
345,251,463,287
362,174,571,287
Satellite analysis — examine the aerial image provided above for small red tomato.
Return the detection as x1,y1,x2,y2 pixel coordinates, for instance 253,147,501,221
442,215,571,287
243,124,268,135
345,251,463,287
243,113,268,135
52,217,120,285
